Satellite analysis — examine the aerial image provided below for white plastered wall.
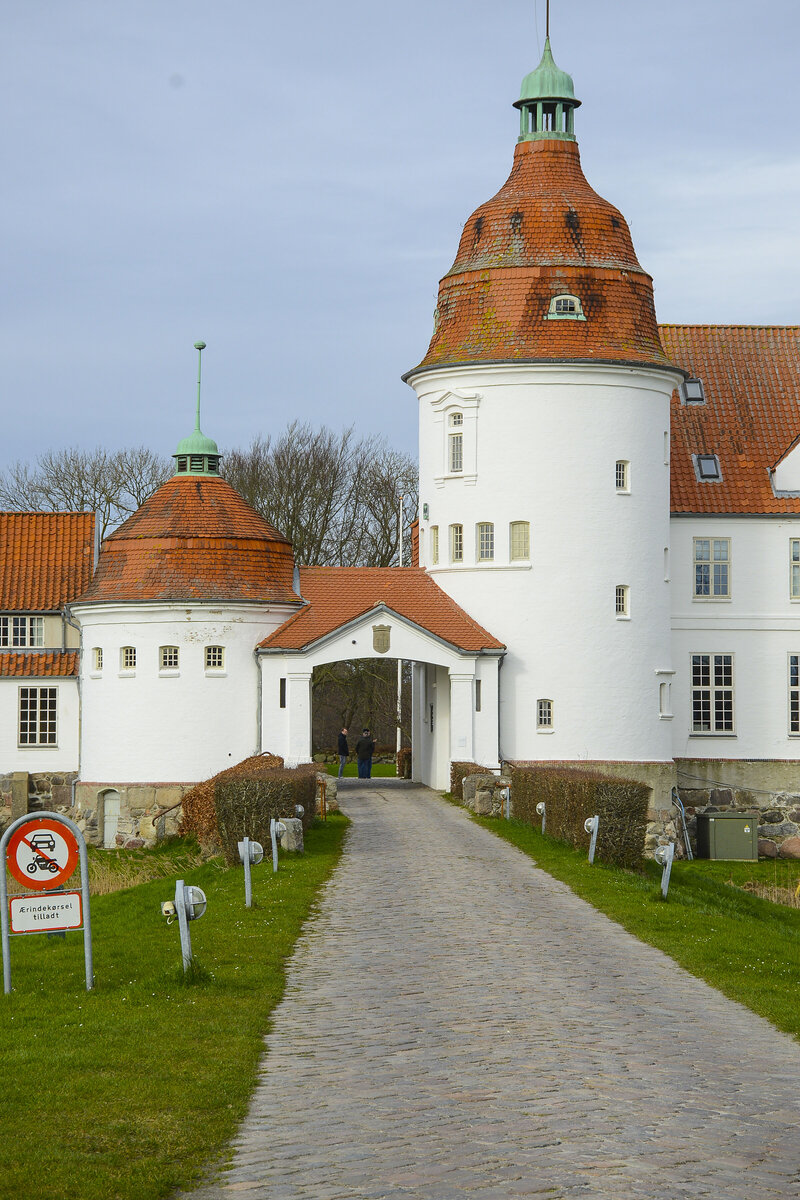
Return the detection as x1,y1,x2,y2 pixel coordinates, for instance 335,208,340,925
0,677,80,773
412,362,683,767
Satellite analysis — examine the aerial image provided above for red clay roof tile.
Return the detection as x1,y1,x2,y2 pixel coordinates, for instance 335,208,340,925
0,651,79,678
260,567,504,653
663,325,800,514
0,512,95,611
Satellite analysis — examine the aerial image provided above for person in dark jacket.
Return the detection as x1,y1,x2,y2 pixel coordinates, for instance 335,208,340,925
355,728,375,779
337,727,349,778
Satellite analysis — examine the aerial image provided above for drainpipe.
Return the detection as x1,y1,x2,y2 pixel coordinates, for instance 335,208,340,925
497,652,506,771
62,604,83,811
254,649,263,755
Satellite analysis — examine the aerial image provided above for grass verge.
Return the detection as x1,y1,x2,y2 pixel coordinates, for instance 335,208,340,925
468,809,800,1040
0,814,348,1200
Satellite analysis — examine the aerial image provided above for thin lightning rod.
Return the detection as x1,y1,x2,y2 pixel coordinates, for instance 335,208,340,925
546,0,550,40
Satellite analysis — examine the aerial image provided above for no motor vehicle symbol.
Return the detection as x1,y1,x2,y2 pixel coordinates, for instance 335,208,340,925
6,819,80,891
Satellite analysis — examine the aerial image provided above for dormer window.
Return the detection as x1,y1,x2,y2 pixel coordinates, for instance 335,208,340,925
545,294,586,321
694,454,721,481
681,378,706,405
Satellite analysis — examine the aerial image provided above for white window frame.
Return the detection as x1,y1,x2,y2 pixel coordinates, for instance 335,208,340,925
476,522,494,562
615,585,629,618
449,524,463,564
536,699,553,731
690,653,734,735
509,521,530,562
18,685,58,747
0,616,45,648
791,540,800,600
120,646,136,671
430,525,439,565
160,645,180,671
545,293,586,321
693,538,730,599
205,645,225,671
92,647,103,672
615,460,630,493
448,430,463,473
790,654,800,735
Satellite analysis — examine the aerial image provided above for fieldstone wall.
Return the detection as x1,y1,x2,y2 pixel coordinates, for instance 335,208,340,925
676,759,800,859
72,781,195,848
461,774,511,817
0,771,78,837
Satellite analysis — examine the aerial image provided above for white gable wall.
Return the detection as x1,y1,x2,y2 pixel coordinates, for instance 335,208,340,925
0,677,80,773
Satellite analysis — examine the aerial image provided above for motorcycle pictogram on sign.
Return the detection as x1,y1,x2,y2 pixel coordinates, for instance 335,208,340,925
6,820,80,891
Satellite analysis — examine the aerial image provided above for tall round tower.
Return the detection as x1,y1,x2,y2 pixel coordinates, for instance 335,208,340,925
404,39,684,782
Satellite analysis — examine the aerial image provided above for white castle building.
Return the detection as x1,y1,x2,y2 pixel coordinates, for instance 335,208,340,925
2,39,800,845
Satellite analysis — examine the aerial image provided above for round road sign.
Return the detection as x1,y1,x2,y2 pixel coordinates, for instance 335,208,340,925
6,819,80,891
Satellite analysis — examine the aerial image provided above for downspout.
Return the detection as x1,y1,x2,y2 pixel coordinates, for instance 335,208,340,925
62,604,82,811
254,648,263,755
497,652,506,771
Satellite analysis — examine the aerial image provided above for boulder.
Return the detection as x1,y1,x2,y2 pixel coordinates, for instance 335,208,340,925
758,838,779,858
473,788,493,816
762,810,784,825
124,837,145,850
759,822,799,839
462,774,494,808
778,836,800,859
279,818,304,853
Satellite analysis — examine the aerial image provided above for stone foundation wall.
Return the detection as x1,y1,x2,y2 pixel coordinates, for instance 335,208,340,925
72,781,196,848
0,771,79,836
676,760,800,859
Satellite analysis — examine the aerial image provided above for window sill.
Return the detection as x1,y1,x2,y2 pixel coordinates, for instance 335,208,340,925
205,670,227,678
659,714,674,721
692,597,732,603
17,743,58,750
88,672,103,680
118,671,136,678
616,615,631,622
159,670,180,678
536,728,555,735
428,563,533,574
615,489,631,496
689,732,737,738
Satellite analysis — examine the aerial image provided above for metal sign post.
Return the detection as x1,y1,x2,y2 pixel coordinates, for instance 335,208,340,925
237,837,264,907
584,815,600,865
1,811,93,994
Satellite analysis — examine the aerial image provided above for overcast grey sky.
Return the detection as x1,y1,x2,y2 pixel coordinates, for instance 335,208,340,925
2,0,798,469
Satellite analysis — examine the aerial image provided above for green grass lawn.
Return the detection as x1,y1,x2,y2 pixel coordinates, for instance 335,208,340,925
467,809,800,1040
0,815,348,1200
326,762,396,777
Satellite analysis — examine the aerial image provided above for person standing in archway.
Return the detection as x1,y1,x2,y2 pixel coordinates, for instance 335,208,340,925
337,727,349,778
355,727,375,779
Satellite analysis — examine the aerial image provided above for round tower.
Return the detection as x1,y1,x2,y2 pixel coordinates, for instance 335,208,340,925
404,41,684,781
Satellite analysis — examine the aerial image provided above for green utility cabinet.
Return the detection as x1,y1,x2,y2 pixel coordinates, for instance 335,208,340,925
695,812,759,860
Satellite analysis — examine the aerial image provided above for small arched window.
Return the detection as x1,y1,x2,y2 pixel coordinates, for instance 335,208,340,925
545,294,586,321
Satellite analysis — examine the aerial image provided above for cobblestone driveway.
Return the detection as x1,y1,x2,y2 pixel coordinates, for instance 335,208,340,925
184,785,800,1199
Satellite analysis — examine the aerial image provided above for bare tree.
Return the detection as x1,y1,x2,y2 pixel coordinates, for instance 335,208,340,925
223,423,418,567
0,446,172,537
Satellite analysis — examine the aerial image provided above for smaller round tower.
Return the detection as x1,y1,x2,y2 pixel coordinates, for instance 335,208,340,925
405,40,684,785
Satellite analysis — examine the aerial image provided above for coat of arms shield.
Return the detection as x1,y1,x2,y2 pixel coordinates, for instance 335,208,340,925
372,624,391,654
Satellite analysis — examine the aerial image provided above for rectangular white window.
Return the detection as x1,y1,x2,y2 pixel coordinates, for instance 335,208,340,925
691,653,734,733
430,525,439,565
791,541,800,599
121,646,136,670
93,647,103,671
0,616,45,648
18,686,57,746
450,524,463,563
615,460,629,492
476,522,494,562
160,646,179,670
449,432,463,473
694,538,730,598
509,521,530,561
537,699,553,729
205,645,225,670
615,585,629,616
790,655,800,734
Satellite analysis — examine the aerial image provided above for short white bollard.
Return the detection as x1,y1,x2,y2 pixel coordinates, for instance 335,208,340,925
654,842,676,900
584,815,600,865
238,837,264,908
270,819,286,873
162,879,207,973
536,801,546,834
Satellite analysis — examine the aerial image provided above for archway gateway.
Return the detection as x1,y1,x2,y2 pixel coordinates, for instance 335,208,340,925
256,568,505,791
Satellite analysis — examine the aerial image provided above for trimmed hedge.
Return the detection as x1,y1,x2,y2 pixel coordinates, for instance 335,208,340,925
180,752,284,845
509,765,649,869
215,767,318,866
450,761,487,800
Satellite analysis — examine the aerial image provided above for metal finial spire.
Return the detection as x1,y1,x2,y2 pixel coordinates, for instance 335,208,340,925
546,0,550,40
193,340,206,433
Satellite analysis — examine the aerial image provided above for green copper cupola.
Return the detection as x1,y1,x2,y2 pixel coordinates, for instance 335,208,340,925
173,341,222,476
513,37,581,143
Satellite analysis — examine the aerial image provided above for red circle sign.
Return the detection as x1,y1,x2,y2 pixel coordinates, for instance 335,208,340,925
6,819,80,891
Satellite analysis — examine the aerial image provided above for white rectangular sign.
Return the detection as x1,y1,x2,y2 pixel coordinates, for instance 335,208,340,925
9,891,83,934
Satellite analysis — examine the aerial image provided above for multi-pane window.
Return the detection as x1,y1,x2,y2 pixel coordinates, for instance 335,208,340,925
93,647,103,671
205,645,225,670
694,538,730,598
18,687,57,746
615,585,629,616
615,461,629,492
510,521,530,561
790,655,800,734
430,525,439,565
449,432,463,473
160,646,179,670
476,522,494,562
537,699,553,729
791,541,800,599
121,646,136,670
691,654,734,733
0,616,44,647
450,524,463,563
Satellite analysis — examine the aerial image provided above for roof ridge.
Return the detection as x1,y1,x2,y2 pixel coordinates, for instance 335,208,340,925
660,323,800,331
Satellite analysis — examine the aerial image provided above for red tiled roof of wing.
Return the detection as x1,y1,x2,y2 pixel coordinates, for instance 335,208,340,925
74,475,300,605
0,651,79,678
662,325,800,514
0,512,95,611
260,567,505,652
409,139,673,376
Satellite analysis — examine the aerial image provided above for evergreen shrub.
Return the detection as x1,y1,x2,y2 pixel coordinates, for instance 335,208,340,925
450,761,486,800
214,767,318,866
509,765,649,868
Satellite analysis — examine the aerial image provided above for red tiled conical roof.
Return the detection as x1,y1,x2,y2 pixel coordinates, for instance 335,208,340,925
409,138,673,375
74,475,300,605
